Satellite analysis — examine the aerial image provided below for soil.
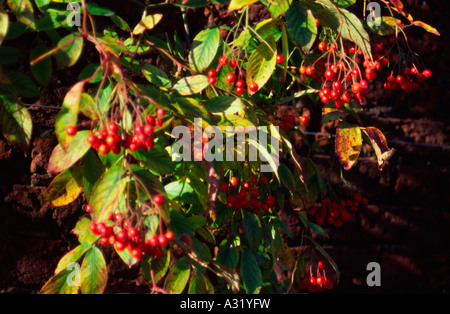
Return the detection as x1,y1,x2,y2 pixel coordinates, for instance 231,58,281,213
0,1,449,294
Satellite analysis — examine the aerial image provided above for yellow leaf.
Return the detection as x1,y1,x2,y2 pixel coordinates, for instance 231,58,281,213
132,13,163,35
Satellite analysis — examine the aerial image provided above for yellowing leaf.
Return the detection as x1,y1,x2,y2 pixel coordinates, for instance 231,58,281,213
44,166,83,207
335,121,362,170
132,13,163,35
229,0,259,11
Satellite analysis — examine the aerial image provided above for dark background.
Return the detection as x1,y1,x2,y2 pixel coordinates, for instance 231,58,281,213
0,0,449,294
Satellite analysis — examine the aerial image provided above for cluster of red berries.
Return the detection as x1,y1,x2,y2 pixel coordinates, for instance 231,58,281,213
300,260,336,293
85,109,165,155
86,194,172,261
220,175,274,215
383,67,432,92
306,193,368,228
207,55,258,95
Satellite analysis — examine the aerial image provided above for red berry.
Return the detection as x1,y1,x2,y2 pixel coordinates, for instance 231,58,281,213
219,56,228,65
235,79,245,88
89,222,100,236
66,125,78,136
318,260,326,269
235,86,245,96
108,122,119,134
351,82,362,94
158,234,168,247
208,69,217,77
260,176,268,184
156,108,166,117
115,229,128,244
248,81,258,92
300,116,310,126
219,182,229,193
318,42,327,51
225,72,236,84
207,76,217,85
305,66,315,76
229,59,237,68
422,69,432,78
85,203,92,212
324,69,335,80
130,247,142,260
98,144,110,155
165,230,175,242
230,177,238,187
276,54,284,64
154,194,165,206
114,241,126,251
155,118,163,127
145,114,155,126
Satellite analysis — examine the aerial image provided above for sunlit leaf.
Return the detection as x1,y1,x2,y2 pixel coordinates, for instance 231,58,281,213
335,121,362,170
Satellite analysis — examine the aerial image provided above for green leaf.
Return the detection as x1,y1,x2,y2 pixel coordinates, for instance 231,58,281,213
204,96,244,114
90,163,127,223
173,75,209,95
79,64,103,84
82,149,105,202
246,35,277,95
164,256,191,294
188,271,214,294
79,93,98,120
141,250,171,284
54,33,84,69
0,96,32,153
132,13,163,35
55,243,92,274
44,166,83,207
55,81,84,150
7,0,36,30
216,244,239,269
86,3,115,16
142,63,171,88
332,0,356,7
0,12,9,46
165,180,200,205
261,0,292,18
300,0,372,59
110,15,131,32
73,217,100,244
48,130,91,174
243,211,263,252
0,46,23,65
188,27,220,73
169,209,195,237
80,246,108,294
30,38,52,87
174,0,208,8
1,70,42,97
335,121,362,170
40,268,79,294
285,2,317,53
131,146,175,175
240,248,262,294
35,8,71,31
277,163,295,193
229,0,259,11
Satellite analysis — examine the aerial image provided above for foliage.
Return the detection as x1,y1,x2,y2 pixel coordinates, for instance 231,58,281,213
0,0,438,294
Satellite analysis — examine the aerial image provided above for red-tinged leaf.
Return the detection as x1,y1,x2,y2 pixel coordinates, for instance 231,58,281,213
362,127,396,171
44,166,83,207
412,20,440,36
55,81,84,150
390,0,404,13
48,130,91,174
80,246,108,294
335,121,362,170
90,163,127,223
